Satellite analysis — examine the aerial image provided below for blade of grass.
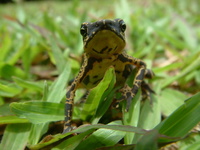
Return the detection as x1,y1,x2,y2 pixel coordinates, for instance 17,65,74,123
0,123,31,150
0,82,22,97
0,64,26,80
53,129,95,150
133,94,161,144
123,90,141,144
81,67,115,121
135,130,159,150
0,32,12,62
160,88,186,116
47,64,71,103
75,121,125,150
91,88,116,124
10,101,64,124
155,92,200,142
91,68,116,124
13,77,43,92
178,133,200,150
0,116,29,124
28,123,49,146
29,123,146,149
161,53,200,88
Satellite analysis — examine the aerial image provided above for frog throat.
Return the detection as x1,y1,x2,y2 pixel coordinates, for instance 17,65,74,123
86,30,126,58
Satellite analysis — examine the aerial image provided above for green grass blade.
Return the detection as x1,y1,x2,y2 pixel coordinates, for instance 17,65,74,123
161,54,200,88
138,95,161,130
0,116,29,124
28,123,49,146
0,82,22,97
71,124,147,134
8,35,30,65
0,123,31,150
135,130,159,150
91,68,116,124
10,101,64,124
133,94,161,144
49,34,66,74
175,17,198,50
47,64,71,103
91,88,116,124
155,92,200,142
178,133,200,150
42,81,49,101
53,130,94,150
29,123,146,149
0,33,12,62
13,77,43,92
81,67,115,121
0,64,26,80
75,121,125,150
123,90,141,144
160,88,186,116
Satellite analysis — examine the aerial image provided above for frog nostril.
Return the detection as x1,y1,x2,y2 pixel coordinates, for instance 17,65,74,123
80,27,87,37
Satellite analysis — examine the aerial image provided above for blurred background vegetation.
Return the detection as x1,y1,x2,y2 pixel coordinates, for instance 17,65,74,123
0,0,199,149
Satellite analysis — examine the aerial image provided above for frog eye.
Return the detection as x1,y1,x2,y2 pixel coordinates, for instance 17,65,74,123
80,25,87,37
120,21,126,32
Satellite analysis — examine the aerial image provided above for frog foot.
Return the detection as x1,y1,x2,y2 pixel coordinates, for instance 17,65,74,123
113,83,155,111
113,84,135,111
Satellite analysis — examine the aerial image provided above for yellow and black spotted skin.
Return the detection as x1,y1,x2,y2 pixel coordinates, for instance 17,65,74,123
63,19,154,133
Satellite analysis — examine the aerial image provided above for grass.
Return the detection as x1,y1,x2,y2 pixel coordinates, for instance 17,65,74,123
0,0,200,149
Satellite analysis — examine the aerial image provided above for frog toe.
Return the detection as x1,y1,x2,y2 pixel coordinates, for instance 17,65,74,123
141,81,155,104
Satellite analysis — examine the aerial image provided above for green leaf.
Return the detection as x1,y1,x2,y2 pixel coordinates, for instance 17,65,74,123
91,88,116,124
75,121,126,150
123,90,141,144
135,130,159,150
13,77,43,92
138,94,161,130
91,69,116,124
49,34,66,73
161,53,200,88
53,130,94,150
71,124,147,134
0,82,22,97
132,94,161,144
155,92,200,142
0,63,26,80
96,144,135,150
0,116,29,124
178,133,200,150
42,80,49,101
148,20,187,50
29,123,49,146
175,17,197,50
9,35,30,65
0,123,31,150
0,33,12,62
47,64,71,103
29,123,147,150
10,101,64,124
0,103,13,116
160,88,186,116
153,62,182,73
81,67,115,121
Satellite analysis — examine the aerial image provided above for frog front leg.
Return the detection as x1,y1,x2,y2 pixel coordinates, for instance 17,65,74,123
118,53,153,111
63,83,76,133
63,53,89,133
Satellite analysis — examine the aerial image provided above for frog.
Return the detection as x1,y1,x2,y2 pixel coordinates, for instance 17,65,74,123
63,18,154,133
